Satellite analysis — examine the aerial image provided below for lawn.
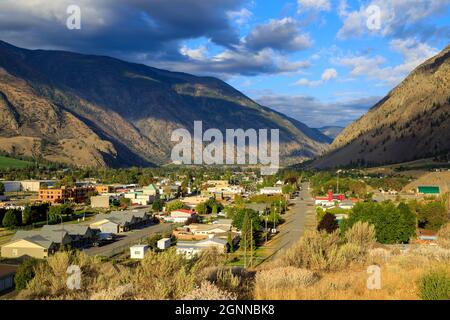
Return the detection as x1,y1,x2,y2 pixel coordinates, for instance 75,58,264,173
0,156,32,169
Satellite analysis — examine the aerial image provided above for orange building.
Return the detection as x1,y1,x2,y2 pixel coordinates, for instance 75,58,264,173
95,185,114,194
38,186,95,204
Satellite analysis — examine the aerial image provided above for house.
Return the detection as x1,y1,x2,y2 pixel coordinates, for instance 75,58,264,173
165,209,196,223
188,224,231,236
130,245,149,259
417,186,441,195
315,192,345,207
143,184,158,196
1,229,72,259
157,238,171,250
259,187,283,195
95,185,114,194
41,225,95,248
21,180,57,192
0,264,17,294
90,210,151,234
339,199,355,210
176,238,228,258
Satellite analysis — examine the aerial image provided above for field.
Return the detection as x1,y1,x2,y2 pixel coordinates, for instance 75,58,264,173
0,156,32,169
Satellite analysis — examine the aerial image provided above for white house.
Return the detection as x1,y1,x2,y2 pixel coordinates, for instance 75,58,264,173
259,187,283,195
165,209,196,223
130,245,149,259
157,238,171,250
176,238,228,258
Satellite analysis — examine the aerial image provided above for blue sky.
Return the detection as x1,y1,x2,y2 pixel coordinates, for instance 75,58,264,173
0,0,449,127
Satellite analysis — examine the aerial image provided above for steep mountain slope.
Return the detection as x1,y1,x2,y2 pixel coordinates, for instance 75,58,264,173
317,126,344,140
0,40,330,168
314,45,450,168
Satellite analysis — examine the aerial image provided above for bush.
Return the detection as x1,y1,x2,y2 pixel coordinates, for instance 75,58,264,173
15,259,41,291
344,221,376,253
437,223,450,249
183,281,237,300
317,213,339,233
280,230,347,271
417,201,448,231
255,267,319,293
418,268,450,300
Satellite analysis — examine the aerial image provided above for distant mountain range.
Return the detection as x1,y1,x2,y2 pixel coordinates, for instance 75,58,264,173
0,40,331,168
316,126,344,140
314,44,450,168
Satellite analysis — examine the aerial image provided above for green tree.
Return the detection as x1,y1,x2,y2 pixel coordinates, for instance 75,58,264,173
2,210,18,229
0,182,5,195
15,258,41,291
166,200,188,212
152,199,164,212
417,201,448,231
195,202,208,215
22,205,33,226
341,201,416,244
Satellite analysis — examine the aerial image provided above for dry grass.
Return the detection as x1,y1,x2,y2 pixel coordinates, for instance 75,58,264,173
437,223,450,249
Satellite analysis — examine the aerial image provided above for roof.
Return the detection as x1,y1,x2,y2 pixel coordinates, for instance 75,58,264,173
41,224,90,236
130,244,148,249
171,209,194,214
11,230,69,248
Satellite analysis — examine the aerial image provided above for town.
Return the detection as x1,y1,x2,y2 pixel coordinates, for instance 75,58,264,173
0,163,449,299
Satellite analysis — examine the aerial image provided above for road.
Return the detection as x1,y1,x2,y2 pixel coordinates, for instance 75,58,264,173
83,223,174,257
262,182,315,263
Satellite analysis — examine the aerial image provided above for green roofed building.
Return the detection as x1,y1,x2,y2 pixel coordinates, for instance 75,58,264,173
417,186,440,194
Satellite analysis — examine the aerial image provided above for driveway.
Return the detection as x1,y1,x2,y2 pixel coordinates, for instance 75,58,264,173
83,223,174,257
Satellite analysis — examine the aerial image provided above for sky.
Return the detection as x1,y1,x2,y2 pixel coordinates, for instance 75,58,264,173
0,0,449,128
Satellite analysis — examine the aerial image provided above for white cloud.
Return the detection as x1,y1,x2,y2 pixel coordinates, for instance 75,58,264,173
295,68,338,87
322,68,338,81
227,8,253,25
297,0,331,12
336,38,438,85
337,0,450,39
180,45,208,60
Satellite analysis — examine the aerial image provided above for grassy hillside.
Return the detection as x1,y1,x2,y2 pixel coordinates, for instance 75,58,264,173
0,155,32,169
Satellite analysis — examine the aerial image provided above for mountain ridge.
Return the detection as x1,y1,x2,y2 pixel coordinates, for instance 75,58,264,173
0,40,331,168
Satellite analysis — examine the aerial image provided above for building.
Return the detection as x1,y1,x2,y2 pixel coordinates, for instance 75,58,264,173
315,192,345,207
176,238,228,258
157,238,171,250
259,187,283,195
143,184,158,196
130,245,149,259
21,180,57,192
0,181,21,193
417,186,441,195
165,209,196,223
95,185,114,194
188,224,231,236
0,264,17,294
1,230,72,259
91,195,111,208
41,225,95,248
38,186,95,204
180,195,211,209
90,210,151,234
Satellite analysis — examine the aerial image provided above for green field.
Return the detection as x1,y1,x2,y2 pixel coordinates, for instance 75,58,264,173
0,155,32,169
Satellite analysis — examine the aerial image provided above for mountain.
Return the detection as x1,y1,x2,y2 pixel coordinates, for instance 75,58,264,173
314,45,450,169
317,126,344,140
0,40,331,168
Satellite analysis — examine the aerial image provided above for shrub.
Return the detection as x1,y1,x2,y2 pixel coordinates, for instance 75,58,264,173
417,201,448,231
418,268,450,300
344,221,376,253
317,213,339,234
280,230,346,271
255,267,319,294
437,223,450,249
183,281,237,300
15,259,41,291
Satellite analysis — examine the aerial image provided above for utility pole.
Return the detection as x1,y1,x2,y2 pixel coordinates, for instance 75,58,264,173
250,222,253,269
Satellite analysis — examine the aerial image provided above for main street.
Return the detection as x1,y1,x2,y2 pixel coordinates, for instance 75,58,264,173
261,182,315,264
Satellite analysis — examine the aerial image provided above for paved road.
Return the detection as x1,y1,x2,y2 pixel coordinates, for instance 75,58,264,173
83,223,174,257
262,182,315,263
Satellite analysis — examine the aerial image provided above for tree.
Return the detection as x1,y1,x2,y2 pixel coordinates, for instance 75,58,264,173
195,202,208,215
166,200,188,213
152,199,164,212
317,213,339,233
417,201,448,231
0,182,5,195
341,201,416,244
22,205,33,226
15,258,40,291
2,210,18,229
48,206,62,224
